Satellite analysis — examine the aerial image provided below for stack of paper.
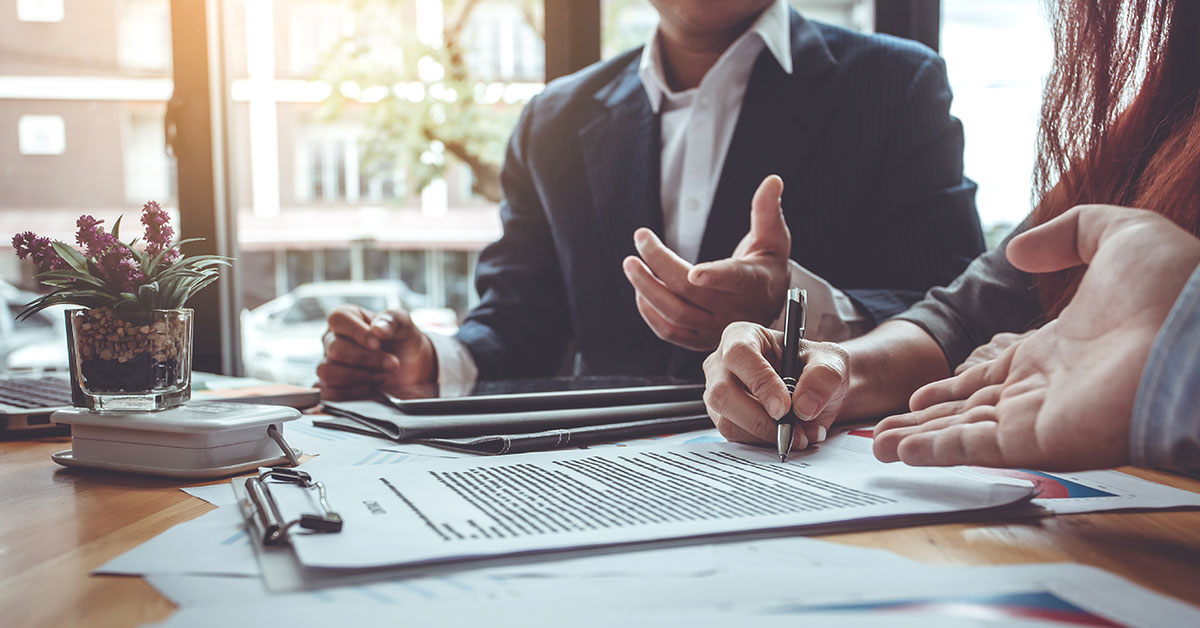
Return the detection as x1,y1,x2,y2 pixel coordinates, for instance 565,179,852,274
92,430,1200,628
263,441,1033,572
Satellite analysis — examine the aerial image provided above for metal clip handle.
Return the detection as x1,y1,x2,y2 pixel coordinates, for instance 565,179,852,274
266,424,301,467
243,467,343,546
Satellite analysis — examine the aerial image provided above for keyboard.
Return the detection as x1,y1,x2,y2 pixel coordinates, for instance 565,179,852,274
0,376,72,409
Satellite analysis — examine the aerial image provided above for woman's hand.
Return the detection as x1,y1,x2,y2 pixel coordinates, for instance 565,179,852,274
955,330,1035,375
872,204,1200,471
702,322,850,450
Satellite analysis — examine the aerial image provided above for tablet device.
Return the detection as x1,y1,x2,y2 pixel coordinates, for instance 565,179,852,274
386,376,704,415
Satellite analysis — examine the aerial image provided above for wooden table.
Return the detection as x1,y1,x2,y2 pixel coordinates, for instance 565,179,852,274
4,435,1200,628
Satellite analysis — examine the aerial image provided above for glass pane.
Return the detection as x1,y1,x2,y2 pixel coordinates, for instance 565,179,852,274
788,0,871,31
943,0,1052,247
602,0,872,58
0,0,175,372
225,0,542,384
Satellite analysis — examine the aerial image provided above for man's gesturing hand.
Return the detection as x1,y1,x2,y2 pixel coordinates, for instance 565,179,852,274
873,205,1200,471
317,305,436,400
623,175,791,351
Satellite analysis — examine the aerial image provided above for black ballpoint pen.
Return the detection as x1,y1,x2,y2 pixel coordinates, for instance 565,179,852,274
777,288,807,462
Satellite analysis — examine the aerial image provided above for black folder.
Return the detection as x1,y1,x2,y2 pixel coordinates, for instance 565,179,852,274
316,398,711,455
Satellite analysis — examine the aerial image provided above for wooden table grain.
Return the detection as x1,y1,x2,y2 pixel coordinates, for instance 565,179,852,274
3,435,1200,628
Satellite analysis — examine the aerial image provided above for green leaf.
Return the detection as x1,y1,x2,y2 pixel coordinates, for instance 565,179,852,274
17,287,126,319
16,293,64,320
137,282,160,310
173,237,206,249
145,238,205,278
33,271,110,292
181,275,221,305
51,242,88,274
111,215,123,241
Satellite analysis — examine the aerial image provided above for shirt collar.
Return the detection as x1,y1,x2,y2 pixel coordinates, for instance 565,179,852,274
639,0,793,113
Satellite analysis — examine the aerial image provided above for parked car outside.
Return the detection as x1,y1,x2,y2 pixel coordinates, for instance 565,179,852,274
0,280,69,372
241,280,458,386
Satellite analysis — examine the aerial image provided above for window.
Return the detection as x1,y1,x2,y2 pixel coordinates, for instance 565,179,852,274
124,106,174,202
222,0,540,383
942,0,1052,246
0,0,174,371
602,0,873,59
792,0,872,31
117,0,172,73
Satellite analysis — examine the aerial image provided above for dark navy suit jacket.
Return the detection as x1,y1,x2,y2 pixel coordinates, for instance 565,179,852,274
455,12,984,380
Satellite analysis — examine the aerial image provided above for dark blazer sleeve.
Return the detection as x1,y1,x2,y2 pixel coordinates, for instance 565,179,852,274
844,54,984,323
453,98,573,379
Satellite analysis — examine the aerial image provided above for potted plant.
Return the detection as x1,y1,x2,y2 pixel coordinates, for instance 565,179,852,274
11,201,231,411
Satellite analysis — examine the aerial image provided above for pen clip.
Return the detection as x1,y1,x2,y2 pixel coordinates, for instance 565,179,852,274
797,289,807,339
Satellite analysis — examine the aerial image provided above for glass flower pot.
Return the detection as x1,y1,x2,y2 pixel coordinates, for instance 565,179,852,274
65,308,193,411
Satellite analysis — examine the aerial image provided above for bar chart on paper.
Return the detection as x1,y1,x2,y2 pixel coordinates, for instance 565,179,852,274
843,428,1200,514
792,591,1121,627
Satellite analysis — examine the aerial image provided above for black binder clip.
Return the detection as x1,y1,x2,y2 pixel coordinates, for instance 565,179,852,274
244,467,343,546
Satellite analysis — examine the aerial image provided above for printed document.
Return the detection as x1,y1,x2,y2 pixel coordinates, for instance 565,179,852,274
836,429,1200,514
274,441,1032,569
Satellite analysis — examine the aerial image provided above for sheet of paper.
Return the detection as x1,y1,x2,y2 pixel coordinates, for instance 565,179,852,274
712,562,1200,628
147,607,1007,628
113,497,717,582
148,532,910,604
181,483,236,507
710,536,912,573
295,442,456,472
590,426,727,449
123,496,813,583
281,416,398,455
97,506,261,577
147,563,1196,628
278,440,1031,569
971,467,1200,514
145,571,523,608
838,429,1200,514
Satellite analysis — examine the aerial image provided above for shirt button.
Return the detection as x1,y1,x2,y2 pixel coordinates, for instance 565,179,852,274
685,198,700,211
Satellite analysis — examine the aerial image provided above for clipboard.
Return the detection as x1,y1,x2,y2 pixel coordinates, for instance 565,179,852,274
239,467,344,546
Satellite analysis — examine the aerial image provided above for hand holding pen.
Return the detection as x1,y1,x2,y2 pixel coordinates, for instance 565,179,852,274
701,303,851,458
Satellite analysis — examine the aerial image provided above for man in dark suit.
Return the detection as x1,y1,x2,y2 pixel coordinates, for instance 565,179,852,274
317,0,983,398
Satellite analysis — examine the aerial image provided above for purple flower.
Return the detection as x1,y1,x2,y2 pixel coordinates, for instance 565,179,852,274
98,246,143,293
12,231,36,260
140,201,177,261
12,231,67,272
75,215,118,257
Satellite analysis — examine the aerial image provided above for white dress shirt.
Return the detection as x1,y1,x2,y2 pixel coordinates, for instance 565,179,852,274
429,0,868,386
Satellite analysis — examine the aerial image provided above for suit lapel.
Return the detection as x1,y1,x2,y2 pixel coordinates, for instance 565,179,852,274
578,59,668,370
696,12,839,265
579,63,664,257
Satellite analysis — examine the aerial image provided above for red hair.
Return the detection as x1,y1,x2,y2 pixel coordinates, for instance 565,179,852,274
1032,0,1200,316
